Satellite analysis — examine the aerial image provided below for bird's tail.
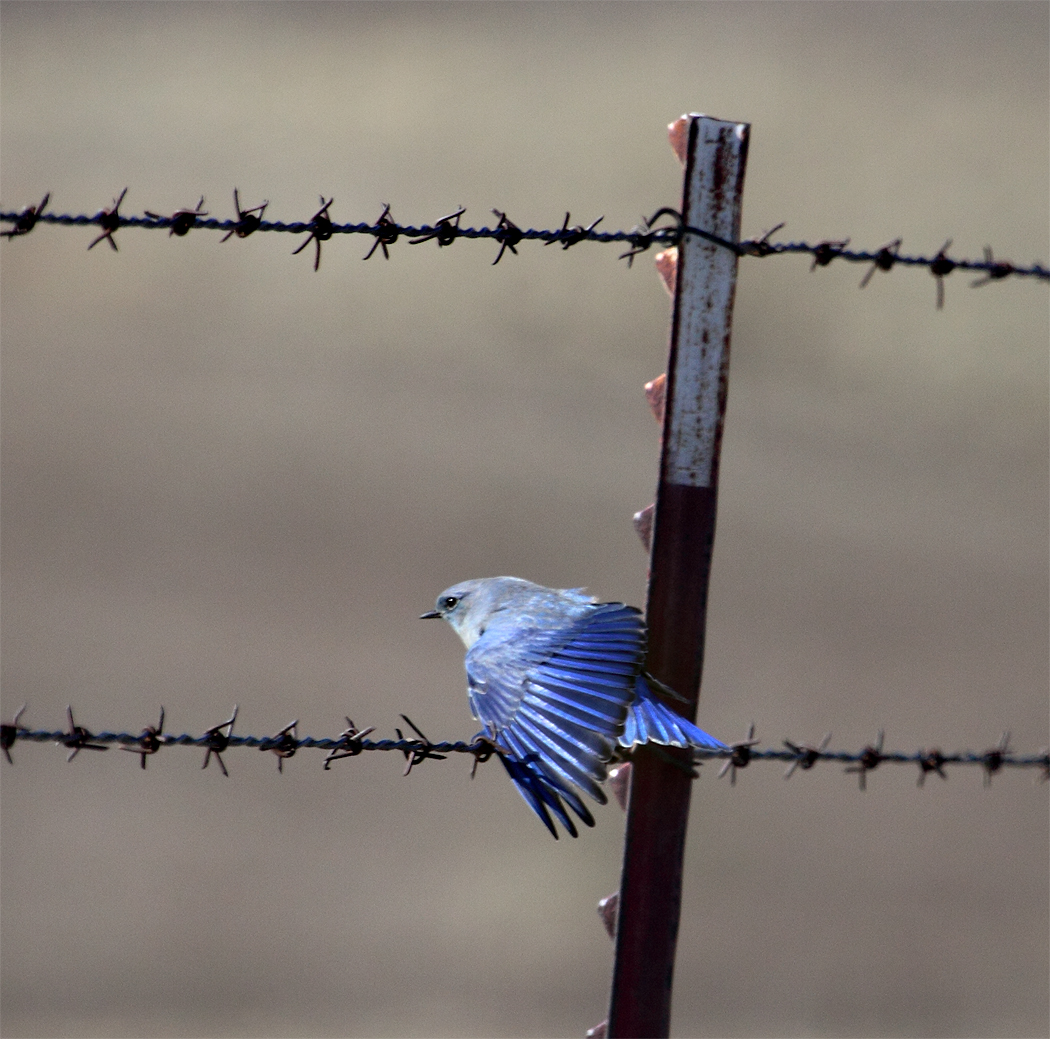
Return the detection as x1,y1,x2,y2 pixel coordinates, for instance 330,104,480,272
619,675,726,752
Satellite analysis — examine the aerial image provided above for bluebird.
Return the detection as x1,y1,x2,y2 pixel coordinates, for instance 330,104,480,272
422,576,725,838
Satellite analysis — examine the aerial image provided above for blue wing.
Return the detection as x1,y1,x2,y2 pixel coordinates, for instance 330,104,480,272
619,675,726,752
494,754,595,839
466,602,645,837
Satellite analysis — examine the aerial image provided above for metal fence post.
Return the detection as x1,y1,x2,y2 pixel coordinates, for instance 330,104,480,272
606,113,749,1039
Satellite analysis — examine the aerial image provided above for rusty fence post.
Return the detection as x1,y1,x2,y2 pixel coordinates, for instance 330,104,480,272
606,113,750,1038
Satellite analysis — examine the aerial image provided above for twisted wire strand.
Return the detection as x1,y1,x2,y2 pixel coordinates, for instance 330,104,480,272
2,206,1047,282
5,721,1048,778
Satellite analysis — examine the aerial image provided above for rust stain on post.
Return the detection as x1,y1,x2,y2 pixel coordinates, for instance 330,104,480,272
607,113,749,1039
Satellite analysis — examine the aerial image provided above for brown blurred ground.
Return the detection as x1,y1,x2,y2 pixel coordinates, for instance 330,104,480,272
1,3,1047,1036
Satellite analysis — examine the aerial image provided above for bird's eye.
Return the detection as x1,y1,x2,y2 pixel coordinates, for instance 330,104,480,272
441,596,459,610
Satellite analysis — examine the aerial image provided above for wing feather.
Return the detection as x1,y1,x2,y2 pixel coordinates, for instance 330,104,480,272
467,602,644,835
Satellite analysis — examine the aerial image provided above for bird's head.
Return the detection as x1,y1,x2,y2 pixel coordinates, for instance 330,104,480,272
421,576,541,649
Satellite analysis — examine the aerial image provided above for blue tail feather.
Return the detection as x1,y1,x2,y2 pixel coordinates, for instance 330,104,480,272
619,676,726,752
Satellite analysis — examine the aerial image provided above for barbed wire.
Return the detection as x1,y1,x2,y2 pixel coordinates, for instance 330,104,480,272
2,192,1047,308
2,705,1046,788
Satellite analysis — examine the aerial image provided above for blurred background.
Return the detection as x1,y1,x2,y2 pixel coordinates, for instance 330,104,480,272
1,3,1047,1037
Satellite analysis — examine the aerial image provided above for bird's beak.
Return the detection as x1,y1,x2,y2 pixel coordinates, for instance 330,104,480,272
419,610,441,620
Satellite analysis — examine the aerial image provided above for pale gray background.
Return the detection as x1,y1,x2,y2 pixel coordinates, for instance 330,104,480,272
1,3,1047,1037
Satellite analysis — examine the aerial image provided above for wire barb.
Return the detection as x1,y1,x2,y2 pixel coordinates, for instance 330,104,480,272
120,707,166,769
60,706,108,762
970,245,1014,288
783,732,832,779
323,717,377,769
262,719,299,773
490,209,522,265
859,238,903,289
467,725,509,779
1,704,27,763
810,237,850,270
619,207,683,267
929,239,956,310
87,188,128,251
2,193,49,239
394,714,448,775
363,203,399,260
145,196,208,237
917,747,948,787
545,211,603,250
221,189,268,242
201,706,238,777
844,730,885,790
293,196,334,271
982,731,1010,787
409,207,465,247
739,222,786,257
717,723,760,785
